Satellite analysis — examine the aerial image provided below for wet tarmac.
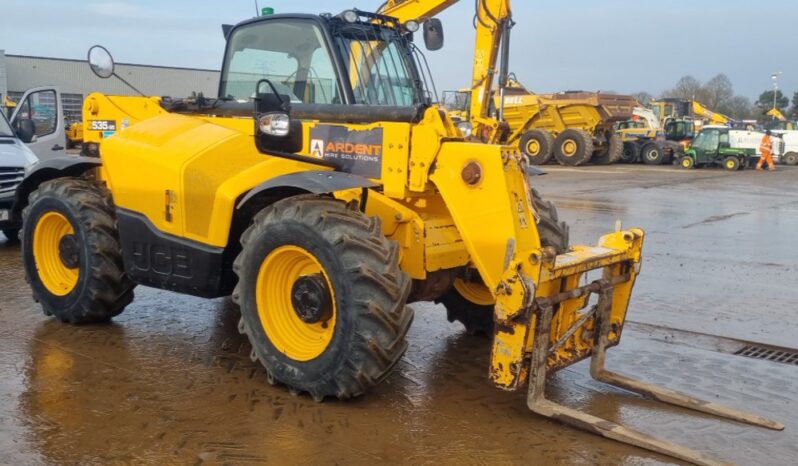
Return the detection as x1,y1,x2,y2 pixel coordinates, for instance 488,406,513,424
1,164,797,465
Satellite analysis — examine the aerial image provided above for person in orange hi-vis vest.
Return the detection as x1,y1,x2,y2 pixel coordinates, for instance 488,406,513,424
757,130,776,171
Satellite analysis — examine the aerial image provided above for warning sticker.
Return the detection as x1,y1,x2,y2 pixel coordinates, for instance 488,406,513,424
309,125,383,178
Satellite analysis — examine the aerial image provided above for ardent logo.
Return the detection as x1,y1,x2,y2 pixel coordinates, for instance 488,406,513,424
324,141,382,158
310,139,325,158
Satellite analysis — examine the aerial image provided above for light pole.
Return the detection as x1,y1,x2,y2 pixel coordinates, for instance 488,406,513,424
771,72,782,110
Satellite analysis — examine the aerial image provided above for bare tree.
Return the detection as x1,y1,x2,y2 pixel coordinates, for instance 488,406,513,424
724,95,754,120
704,74,734,111
662,76,705,102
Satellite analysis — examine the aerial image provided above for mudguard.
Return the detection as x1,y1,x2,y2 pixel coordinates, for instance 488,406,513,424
237,170,378,209
13,156,102,218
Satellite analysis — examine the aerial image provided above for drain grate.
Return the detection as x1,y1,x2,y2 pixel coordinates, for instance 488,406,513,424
735,345,798,366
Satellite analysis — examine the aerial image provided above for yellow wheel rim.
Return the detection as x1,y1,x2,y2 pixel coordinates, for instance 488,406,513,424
33,212,79,296
682,158,692,168
561,139,577,156
453,278,495,306
256,245,336,361
726,160,735,169
526,139,541,156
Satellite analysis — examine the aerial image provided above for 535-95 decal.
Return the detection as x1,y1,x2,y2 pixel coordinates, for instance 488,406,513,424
88,120,117,131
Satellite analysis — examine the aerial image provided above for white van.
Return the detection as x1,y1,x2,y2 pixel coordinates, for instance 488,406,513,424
8,87,67,161
0,108,38,241
771,130,798,165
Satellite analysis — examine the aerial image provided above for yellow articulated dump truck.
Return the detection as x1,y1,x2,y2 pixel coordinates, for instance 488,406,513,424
443,80,636,166
500,80,636,165
12,5,781,465
443,79,636,168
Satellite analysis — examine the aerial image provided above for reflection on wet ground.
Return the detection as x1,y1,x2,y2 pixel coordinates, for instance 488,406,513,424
1,165,797,465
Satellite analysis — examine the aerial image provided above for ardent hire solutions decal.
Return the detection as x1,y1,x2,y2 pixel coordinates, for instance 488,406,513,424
309,126,383,178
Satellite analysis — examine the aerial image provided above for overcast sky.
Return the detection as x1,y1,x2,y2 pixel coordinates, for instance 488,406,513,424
2,0,795,101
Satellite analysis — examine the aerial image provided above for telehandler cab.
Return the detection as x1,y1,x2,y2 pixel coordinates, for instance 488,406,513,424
14,6,781,465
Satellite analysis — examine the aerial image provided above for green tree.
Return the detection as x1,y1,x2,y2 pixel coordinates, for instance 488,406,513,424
791,91,798,119
756,90,789,110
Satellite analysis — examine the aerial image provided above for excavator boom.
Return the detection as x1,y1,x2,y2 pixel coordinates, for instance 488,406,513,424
381,0,511,139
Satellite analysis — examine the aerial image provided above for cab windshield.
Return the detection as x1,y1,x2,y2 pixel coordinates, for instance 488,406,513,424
220,17,429,107
692,129,720,151
0,111,14,138
665,120,694,140
330,21,425,106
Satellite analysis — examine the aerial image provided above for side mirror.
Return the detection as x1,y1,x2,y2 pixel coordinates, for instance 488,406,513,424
423,18,444,51
88,45,115,79
16,119,36,143
254,79,302,154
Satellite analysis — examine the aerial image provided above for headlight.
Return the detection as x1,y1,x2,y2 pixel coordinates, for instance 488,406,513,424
405,20,420,32
456,121,473,138
258,113,290,137
341,9,359,23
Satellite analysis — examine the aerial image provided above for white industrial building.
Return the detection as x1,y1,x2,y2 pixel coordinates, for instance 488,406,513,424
0,50,220,119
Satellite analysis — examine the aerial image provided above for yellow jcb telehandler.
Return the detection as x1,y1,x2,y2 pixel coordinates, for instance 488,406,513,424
12,5,780,465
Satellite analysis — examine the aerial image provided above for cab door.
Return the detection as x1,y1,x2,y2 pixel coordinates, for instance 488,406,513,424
10,87,66,161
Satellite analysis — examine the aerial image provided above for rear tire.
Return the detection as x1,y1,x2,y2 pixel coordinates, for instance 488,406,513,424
553,129,594,166
724,156,740,171
620,141,639,163
640,142,664,165
593,133,623,165
783,152,798,165
437,188,569,335
520,129,555,165
22,178,134,323
233,196,413,401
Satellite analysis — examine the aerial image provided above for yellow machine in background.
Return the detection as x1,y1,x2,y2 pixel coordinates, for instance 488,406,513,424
14,6,782,465
443,78,635,165
382,0,636,166
3,95,17,119
765,108,795,130
650,98,734,133
65,121,83,149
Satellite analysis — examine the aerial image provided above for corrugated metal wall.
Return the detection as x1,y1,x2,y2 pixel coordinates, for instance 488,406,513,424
0,50,8,105
5,54,220,100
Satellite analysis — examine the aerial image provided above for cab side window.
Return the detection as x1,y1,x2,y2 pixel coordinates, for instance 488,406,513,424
15,90,58,137
222,20,342,105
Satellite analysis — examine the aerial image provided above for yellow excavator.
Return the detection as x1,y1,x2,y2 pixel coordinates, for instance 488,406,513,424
651,98,734,132
17,4,781,464
765,108,795,130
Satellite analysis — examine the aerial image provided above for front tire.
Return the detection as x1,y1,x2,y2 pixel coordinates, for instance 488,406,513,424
233,196,413,400
592,133,623,165
679,155,695,169
553,129,594,166
436,188,569,335
22,178,134,323
783,152,798,165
